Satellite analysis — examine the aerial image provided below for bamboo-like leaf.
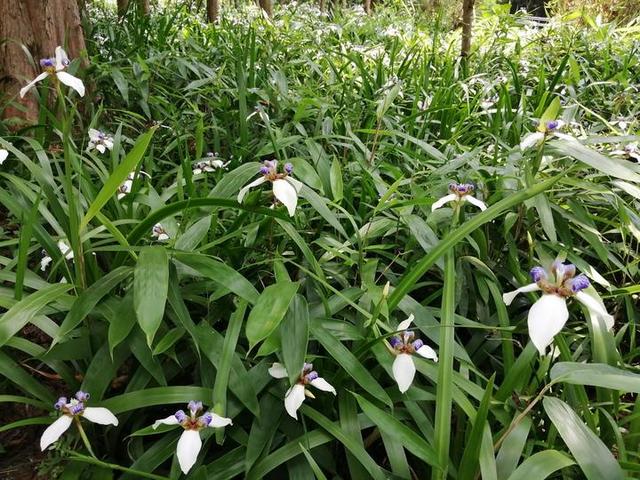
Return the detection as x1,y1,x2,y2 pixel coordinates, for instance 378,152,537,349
134,247,169,347
246,281,298,350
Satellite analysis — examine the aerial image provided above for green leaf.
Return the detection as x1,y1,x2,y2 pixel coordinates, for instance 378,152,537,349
0,283,71,347
54,267,132,345
80,128,155,230
246,281,298,350
0,350,54,403
280,295,309,384
543,396,623,480
538,97,561,129
550,362,640,393
299,443,328,480
311,323,391,406
353,393,441,468
507,450,575,480
496,416,532,480
174,252,259,304
134,247,170,347
330,158,343,202
175,216,211,251
101,386,215,414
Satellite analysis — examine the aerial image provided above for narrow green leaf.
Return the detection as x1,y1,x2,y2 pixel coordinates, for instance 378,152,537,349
550,362,640,393
134,247,170,347
543,396,623,480
246,281,298,350
507,450,575,480
496,416,532,480
280,295,309,384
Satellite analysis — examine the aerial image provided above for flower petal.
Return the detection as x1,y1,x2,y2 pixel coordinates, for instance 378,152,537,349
19,72,49,98
176,429,202,474
96,144,106,154
392,353,416,393
310,377,337,395
519,132,544,150
574,291,614,330
152,415,180,429
82,407,118,426
56,72,85,97
465,195,487,211
431,193,457,212
88,129,101,142
273,178,298,217
397,314,414,331
0,149,8,165
40,415,73,451
41,256,53,271
503,283,541,306
268,362,288,379
284,384,306,419
57,240,74,260
415,345,438,362
237,176,267,203
54,46,69,70
527,294,569,355
207,413,233,428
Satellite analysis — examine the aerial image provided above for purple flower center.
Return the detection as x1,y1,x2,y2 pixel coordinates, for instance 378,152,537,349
199,412,212,426
54,397,67,410
304,371,319,382
284,163,293,174
40,58,55,68
449,182,475,195
303,362,313,373
174,410,187,423
570,274,590,292
530,266,547,283
389,336,401,348
188,400,203,414
259,166,270,175
70,402,85,415
75,391,90,402
412,339,424,351
546,120,559,131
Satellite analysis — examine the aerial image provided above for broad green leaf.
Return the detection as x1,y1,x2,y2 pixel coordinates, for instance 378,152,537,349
353,393,440,468
175,216,211,251
80,128,155,230
246,281,298,350
0,283,71,347
311,323,391,406
101,386,214,414
330,158,343,202
496,416,532,480
280,295,309,384
550,362,640,393
134,247,169,346
543,396,623,480
507,450,575,480
538,97,561,129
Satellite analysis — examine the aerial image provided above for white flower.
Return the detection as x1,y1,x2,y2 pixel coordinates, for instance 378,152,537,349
88,129,114,154
388,315,438,393
237,160,303,217
193,153,229,174
519,119,566,150
117,170,149,200
41,240,74,271
20,47,85,98
432,182,487,212
151,223,170,241
611,142,640,162
269,362,336,419
41,391,118,451
503,262,614,355
0,149,8,165
152,401,232,474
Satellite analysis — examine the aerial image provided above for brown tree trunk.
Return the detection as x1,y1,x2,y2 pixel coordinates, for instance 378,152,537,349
258,0,272,16
207,0,219,22
139,0,150,15
364,0,371,14
117,0,129,16
460,0,475,58
0,0,86,123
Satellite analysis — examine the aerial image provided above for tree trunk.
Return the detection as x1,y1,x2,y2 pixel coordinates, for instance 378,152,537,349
510,0,548,16
364,0,371,14
117,0,129,17
0,0,86,123
207,0,219,22
460,0,475,58
258,0,272,16
139,0,150,15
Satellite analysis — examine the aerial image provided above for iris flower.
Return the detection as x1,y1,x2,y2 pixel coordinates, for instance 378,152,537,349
41,240,74,271
431,182,487,212
0,149,8,165
151,223,170,241
237,160,303,217
611,142,640,162
153,401,232,474
520,119,565,150
20,47,85,98
503,261,614,355
268,362,336,419
388,315,438,393
40,391,118,451
117,170,149,200
193,153,229,174
88,129,114,154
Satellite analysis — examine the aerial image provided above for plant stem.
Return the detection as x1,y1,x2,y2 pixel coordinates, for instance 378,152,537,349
74,417,96,458
68,452,171,480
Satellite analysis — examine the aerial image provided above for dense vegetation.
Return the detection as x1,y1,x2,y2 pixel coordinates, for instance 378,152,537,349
1,2,640,479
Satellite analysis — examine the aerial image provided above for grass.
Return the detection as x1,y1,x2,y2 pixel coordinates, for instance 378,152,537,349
1,1,640,479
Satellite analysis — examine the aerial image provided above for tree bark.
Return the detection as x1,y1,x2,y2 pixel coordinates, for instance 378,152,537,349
460,0,475,58
117,0,129,17
258,0,272,16
207,0,219,22
0,0,86,123
139,0,150,15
